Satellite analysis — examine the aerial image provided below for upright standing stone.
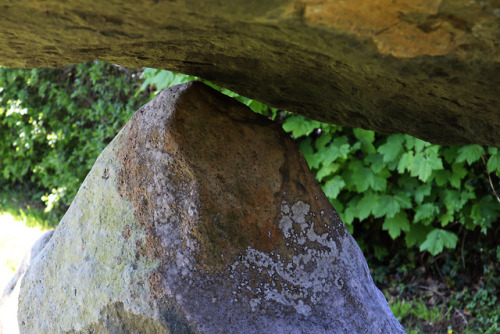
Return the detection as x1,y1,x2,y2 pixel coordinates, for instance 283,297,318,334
19,82,404,333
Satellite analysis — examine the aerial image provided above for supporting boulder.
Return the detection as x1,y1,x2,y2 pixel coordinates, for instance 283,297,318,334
19,82,404,333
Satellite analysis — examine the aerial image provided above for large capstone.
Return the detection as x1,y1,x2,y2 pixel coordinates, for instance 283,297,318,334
18,82,404,333
1,0,499,147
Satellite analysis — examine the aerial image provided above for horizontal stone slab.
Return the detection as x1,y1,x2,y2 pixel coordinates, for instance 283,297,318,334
0,0,499,146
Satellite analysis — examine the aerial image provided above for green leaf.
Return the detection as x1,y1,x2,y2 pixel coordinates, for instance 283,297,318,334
322,176,346,199
397,152,414,173
487,153,500,174
354,192,379,221
393,191,413,209
409,151,443,182
433,170,450,187
353,128,375,143
298,138,320,169
414,203,439,223
351,165,388,192
373,195,400,218
282,115,321,138
414,183,432,204
378,134,405,163
456,145,485,165
438,211,454,226
382,212,410,239
315,133,332,151
405,223,430,247
443,146,459,164
365,153,385,173
353,128,376,154
342,198,358,225
471,196,500,229
317,136,350,167
419,229,458,255
316,163,339,182
449,163,467,188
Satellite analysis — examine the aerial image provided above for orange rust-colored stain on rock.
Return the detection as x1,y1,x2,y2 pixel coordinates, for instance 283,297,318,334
168,86,288,270
300,0,469,57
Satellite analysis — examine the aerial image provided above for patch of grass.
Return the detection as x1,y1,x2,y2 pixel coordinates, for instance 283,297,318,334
0,183,60,291
0,212,47,290
387,295,451,333
0,183,61,229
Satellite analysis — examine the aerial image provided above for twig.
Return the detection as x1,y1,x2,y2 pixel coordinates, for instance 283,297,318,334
461,230,466,269
416,285,445,297
481,156,500,204
454,307,468,326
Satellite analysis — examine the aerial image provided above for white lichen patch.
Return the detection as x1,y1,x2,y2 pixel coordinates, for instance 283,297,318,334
231,200,346,317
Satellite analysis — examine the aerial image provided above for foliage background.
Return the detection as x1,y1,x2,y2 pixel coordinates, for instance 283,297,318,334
0,62,148,215
0,63,498,332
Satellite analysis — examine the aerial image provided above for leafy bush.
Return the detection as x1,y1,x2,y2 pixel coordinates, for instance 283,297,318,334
0,62,149,211
141,69,500,255
289,117,500,255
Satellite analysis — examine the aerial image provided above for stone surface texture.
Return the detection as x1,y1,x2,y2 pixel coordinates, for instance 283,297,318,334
18,82,404,333
0,0,499,147
0,230,54,334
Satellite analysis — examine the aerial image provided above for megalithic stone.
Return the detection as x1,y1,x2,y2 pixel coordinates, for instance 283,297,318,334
18,82,405,333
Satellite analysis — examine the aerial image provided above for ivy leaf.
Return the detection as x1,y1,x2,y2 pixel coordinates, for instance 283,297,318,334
382,212,410,239
439,211,454,227
322,176,346,199
353,128,376,154
414,183,432,204
487,153,500,174
449,163,467,189
356,191,379,220
414,203,439,222
365,153,385,173
315,133,332,151
405,223,432,247
342,197,360,225
443,146,459,164
419,229,458,255
471,196,500,229
378,134,405,163
298,138,320,169
373,195,400,218
393,191,413,209
409,151,443,182
353,128,375,143
318,136,350,166
282,115,321,138
350,164,387,192
433,170,450,187
397,152,414,173
316,163,339,182
456,145,485,165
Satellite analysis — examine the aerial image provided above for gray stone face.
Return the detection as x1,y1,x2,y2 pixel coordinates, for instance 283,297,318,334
0,0,499,147
18,82,404,333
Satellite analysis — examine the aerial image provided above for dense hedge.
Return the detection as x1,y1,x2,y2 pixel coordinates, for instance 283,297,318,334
0,62,149,211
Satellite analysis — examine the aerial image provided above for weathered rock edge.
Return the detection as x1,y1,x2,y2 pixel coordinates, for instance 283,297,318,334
1,0,499,147
19,82,404,333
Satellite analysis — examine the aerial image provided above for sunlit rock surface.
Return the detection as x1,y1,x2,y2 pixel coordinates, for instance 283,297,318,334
18,82,404,333
0,0,499,146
